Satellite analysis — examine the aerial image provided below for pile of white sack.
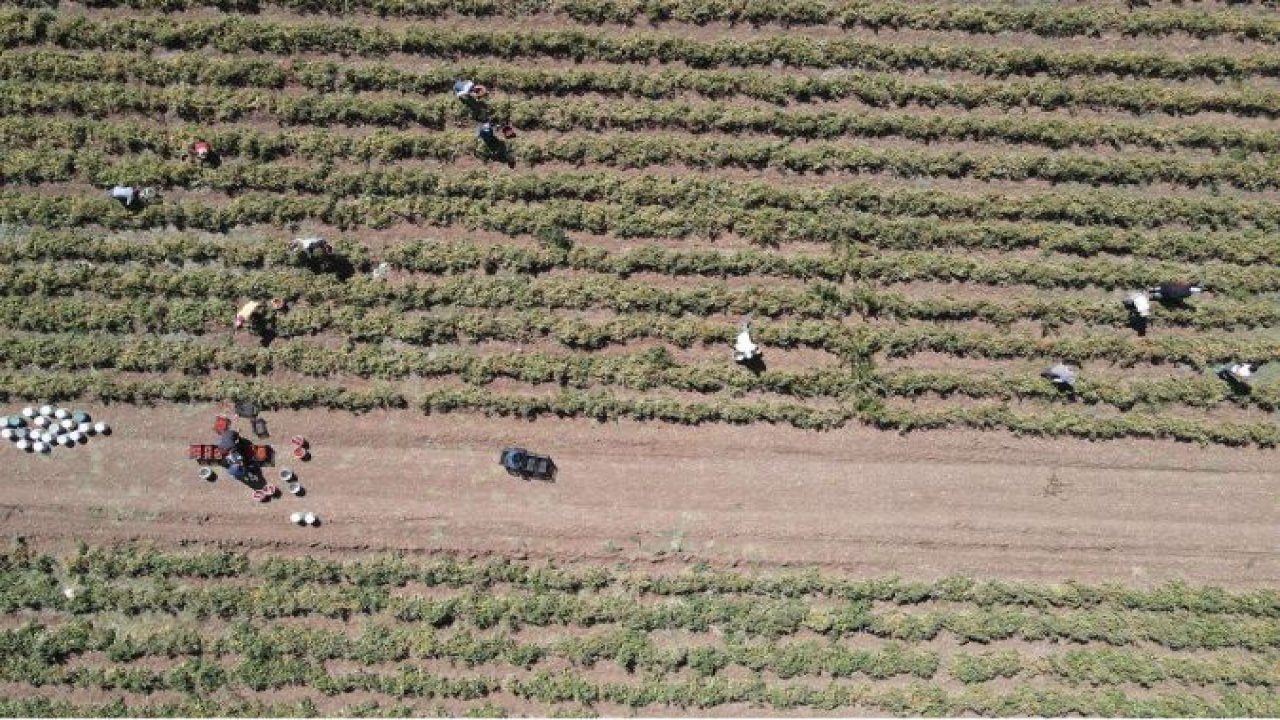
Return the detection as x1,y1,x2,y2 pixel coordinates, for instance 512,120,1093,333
1,405,111,454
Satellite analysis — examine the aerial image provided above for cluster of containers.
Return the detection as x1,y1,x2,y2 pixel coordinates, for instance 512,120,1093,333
290,511,319,526
1,406,110,454
280,469,317,525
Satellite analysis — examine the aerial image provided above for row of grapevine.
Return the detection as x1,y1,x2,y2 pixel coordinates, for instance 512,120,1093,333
6,274,1273,334
13,135,1280,190
1,685,1275,718
4,564,1279,648
7,53,1280,150
10,151,1280,233
9,331,1280,411
50,545,1279,616
1,371,1277,444
4,620,1276,696
8,241,1280,304
0,229,1271,307
7,192,1280,263
6,258,1280,365
45,0,1280,40
4,11,1279,79
0,620,940,681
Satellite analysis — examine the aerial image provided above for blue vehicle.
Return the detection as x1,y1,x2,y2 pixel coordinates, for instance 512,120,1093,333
500,447,556,480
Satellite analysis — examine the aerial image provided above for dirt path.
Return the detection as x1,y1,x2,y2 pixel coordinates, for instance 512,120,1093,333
1,404,1276,588
0,404,1274,584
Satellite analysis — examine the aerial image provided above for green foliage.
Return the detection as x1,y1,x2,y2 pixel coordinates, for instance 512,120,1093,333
1,544,1278,714
6,10,1280,80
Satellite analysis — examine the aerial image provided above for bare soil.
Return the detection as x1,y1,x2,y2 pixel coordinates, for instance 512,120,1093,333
0,404,1276,589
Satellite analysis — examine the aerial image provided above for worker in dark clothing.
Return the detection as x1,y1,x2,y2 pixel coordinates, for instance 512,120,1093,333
453,79,488,100
1218,362,1258,391
1041,363,1077,391
1148,282,1205,301
111,186,139,207
290,237,333,259
110,185,154,208
183,140,218,166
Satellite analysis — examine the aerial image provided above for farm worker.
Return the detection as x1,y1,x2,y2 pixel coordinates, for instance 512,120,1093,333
1124,291,1151,318
453,79,487,99
733,320,760,363
478,122,497,143
188,140,213,163
110,185,139,207
1148,282,1204,301
291,236,332,258
1041,363,1077,389
217,429,239,451
234,301,262,330
1219,362,1257,385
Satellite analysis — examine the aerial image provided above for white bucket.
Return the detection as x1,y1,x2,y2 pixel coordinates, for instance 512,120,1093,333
288,481,302,495
78,422,92,434
199,467,214,481
56,435,70,447
16,439,29,452
68,431,82,443
33,417,47,429
60,419,74,430
290,512,304,525
303,512,316,526
94,422,110,435
13,428,26,440
33,441,48,453
1,429,11,441
40,432,53,444
54,408,69,420
21,407,35,418
279,469,295,482
39,405,53,417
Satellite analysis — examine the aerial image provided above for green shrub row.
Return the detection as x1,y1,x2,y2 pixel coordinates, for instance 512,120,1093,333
6,53,1280,151
4,260,1280,365
5,565,1280,649
7,168,1279,235
1,619,940,681
4,190,1280,266
1,685,1276,718
951,647,1279,688
4,11,1279,78
506,673,1280,715
46,0,1280,41
1,371,1278,445
49,545,1280,616
6,330,1280,411
6,249,1279,317
13,134,1280,191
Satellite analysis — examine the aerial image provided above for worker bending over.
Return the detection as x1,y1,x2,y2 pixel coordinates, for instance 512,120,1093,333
1041,363,1077,390
734,320,760,364
1218,362,1257,387
453,79,488,100
290,237,333,259
1149,282,1205,301
110,185,156,208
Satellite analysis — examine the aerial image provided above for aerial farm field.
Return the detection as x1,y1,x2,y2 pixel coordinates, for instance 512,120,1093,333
1,0,1279,716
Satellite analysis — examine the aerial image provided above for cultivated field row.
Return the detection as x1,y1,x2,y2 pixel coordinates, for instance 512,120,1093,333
29,0,1280,41
8,54,1280,140
0,545,1278,715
